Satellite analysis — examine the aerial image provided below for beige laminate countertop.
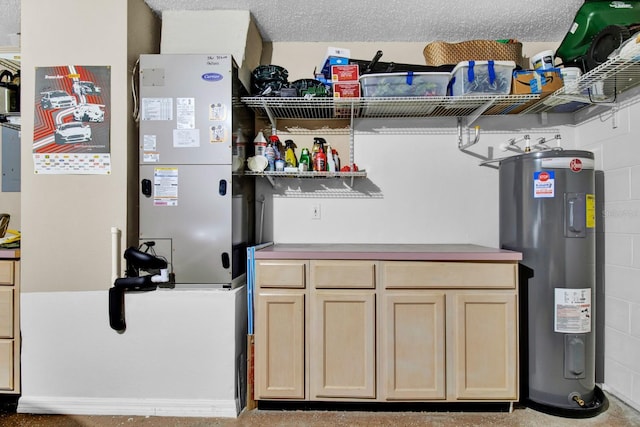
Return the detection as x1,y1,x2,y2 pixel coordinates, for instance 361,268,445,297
254,243,522,261
0,248,20,259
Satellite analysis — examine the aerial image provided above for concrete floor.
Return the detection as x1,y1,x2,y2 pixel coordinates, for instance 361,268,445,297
1,392,639,427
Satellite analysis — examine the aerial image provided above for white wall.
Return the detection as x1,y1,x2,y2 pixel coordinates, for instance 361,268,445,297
574,96,640,411
18,0,247,418
262,121,574,246
260,41,567,247
19,288,245,417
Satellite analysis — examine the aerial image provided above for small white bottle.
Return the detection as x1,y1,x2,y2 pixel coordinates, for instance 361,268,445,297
326,143,336,172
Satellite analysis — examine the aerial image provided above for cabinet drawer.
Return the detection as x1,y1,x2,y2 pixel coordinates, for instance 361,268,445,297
256,260,307,288
0,288,14,338
311,260,376,289
382,261,517,289
0,340,13,390
0,261,14,285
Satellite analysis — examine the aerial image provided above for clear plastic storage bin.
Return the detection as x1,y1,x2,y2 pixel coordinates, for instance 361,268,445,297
449,60,516,96
359,72,450,97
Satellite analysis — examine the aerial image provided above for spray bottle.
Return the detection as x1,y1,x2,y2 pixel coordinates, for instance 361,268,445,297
269,135,283,160
265,139,276,171
326,143,336,172
284,139,298,167
312,137,326,171
332,149,341,171
299,148,311,171
314,146,327,172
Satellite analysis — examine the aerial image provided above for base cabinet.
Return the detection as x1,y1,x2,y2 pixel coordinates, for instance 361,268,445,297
254,260,307,399
381,292,446,400
452,292,518,400
310,290,376,399
254,256,518,403
255,292,305,399
0,260,20,394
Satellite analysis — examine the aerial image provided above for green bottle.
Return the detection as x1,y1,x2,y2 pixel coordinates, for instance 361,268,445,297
299,148,311,172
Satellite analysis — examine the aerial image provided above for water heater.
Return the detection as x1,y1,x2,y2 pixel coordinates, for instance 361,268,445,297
499,149,607,417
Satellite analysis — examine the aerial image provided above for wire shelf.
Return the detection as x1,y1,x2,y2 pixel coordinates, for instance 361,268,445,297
243,42,640,121
242,170,367,178
241,95,541,120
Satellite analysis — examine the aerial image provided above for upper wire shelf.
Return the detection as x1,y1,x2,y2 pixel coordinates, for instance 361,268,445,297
242,41,640,121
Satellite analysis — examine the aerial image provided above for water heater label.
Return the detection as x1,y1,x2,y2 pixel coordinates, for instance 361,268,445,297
533,170,555,198
586,194,596,228
554,288,591,333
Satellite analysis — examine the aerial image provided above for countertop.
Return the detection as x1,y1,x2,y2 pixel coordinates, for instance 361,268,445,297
254,243,522,261
0,248,20,259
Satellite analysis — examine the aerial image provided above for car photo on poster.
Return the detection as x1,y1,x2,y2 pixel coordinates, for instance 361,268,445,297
72,80,101,96
54,122,92,144
72,104,105,122
40,90,77,110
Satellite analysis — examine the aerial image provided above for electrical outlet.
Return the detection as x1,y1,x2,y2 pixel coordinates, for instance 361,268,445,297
311,204,321,220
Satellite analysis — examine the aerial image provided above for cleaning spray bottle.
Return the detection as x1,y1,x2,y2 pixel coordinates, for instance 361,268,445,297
284,139,298,167
265,138,276,171
314,146,327,172
299,148,311,171
269,135,283,160
326,143,336,172
332,148,341,171
312,137,326,171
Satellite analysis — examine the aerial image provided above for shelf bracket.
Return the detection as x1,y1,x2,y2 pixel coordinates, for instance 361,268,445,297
265,174,276,188
261,98,278,135
457,117,480,150
457,117,496,167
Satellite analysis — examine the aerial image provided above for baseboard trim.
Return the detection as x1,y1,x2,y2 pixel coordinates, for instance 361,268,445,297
17,396,239,418
601,383,640,413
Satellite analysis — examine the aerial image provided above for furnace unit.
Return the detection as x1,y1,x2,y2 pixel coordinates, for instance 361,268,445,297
138,54,254,288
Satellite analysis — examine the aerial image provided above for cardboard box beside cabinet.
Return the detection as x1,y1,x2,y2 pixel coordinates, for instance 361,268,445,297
512,69,564,95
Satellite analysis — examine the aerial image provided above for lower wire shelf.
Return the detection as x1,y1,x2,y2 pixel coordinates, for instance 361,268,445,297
239,170,367,187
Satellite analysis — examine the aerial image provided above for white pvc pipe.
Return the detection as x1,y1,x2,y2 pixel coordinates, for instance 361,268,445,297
111,227,121,283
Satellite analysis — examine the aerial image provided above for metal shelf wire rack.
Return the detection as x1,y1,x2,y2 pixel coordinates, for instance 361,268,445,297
242,41,640,120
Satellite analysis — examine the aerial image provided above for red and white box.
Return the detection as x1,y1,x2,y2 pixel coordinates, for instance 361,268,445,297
331,64,359,82
333,82,361,98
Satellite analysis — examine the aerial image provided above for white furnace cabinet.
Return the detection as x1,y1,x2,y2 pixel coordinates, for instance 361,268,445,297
138,54,254,287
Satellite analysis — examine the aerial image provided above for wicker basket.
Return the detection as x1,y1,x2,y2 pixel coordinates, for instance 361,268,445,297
423,40,523,67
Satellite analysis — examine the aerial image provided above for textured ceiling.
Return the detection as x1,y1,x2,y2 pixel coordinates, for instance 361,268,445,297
143,0,585,43
0,0,585,47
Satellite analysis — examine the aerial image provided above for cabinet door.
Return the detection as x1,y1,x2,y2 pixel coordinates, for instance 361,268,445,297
0,341,13,390
0,288,14,338
255,292,305,399
452,292,518,400
310,290,375,399
381,292,446,400
0,261,13,285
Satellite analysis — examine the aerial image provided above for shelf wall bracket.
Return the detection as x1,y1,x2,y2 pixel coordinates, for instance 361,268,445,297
457,117,496,167
261,98,278,135
457,117,481,150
